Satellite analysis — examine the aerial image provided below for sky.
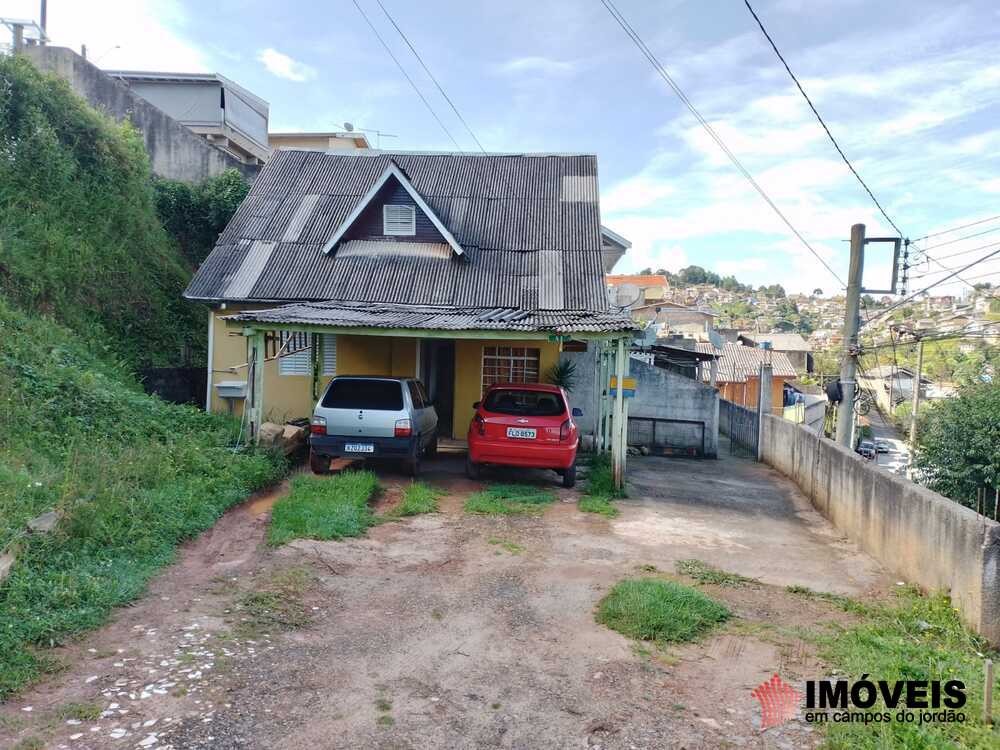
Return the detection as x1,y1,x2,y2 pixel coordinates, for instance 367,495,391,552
7,0,1000,296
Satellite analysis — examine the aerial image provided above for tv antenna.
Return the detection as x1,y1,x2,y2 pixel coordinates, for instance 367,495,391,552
343,121,398,149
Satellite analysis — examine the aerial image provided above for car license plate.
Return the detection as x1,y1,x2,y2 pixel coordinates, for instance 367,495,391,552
344,443,375,453
506,427,536,440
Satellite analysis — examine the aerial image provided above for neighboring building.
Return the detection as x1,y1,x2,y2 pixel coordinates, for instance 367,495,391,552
697,342,798,414
600,226,631,274
185,150,634,442
606,274,670,305
738,331,813,373
631,302,717,341
269,131,371,153
105,70,270,165
860,365,935,412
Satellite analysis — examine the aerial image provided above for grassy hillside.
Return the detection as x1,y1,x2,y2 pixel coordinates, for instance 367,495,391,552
0,55,205,368
0,57,283,699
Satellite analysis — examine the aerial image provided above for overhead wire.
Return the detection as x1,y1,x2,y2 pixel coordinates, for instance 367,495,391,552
599,0,846,287
350,0,463,151
743,0,905,239
374,0,486,152
911,213,1000,243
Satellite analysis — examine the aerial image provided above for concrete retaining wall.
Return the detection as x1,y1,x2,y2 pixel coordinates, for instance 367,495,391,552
24,46,258,183
760,413,1000,644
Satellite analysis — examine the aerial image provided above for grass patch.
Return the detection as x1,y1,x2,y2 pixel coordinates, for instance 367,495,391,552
488,537,525,555
232,567,312,637
376,714,394,727
464,484,556,516
387,482,441,517
53,701,102,722
817,586,1000,749
13,738,44,750
786,584,866,613
578,453,623,517
596,578,730,645
676,559,759,588
268,472,379,545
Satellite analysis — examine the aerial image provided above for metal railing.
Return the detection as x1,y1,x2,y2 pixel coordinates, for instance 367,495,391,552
721,399,758,458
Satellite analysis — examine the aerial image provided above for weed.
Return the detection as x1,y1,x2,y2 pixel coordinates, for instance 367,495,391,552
488,537,525,555
431,609,444,621
375,698,392,712
578,495,618,517
637,564,658,573
376,715,395,727
53,701,102,722
675,559,759,588
491,702,501,710
464,484,556,516
233,567,313,637
387,483,441,517
578,454,623,517
785,584,867,613
12,738,44,750
596,578,730,645
268,472,379,545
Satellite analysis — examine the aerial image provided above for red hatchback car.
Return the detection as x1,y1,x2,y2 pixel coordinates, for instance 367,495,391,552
466,383,581,487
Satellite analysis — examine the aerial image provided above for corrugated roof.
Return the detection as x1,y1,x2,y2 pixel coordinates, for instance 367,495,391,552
606,274,670,288
738,332,813,352
696,342,798,382
223,301,635,334
185,150,609,312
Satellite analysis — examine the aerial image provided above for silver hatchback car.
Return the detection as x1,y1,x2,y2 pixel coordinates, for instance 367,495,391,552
309,376,438,476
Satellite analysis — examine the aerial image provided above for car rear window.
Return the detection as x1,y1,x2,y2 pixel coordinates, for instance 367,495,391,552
322,379,403,410
483,389,565,416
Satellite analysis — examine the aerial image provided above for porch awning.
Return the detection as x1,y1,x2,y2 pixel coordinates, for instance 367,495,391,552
222,300,636,335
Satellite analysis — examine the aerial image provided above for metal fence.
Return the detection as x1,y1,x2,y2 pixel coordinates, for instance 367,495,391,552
720,399,758,458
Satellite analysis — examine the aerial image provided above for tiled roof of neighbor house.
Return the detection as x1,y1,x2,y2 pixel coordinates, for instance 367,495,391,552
223,301,635,334
738,332,812,351
695,342,797,383
185,150,609,312
605,274,670,288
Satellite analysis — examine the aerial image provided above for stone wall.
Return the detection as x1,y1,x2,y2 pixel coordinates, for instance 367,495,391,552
759,413,1000,644
24,46,258,183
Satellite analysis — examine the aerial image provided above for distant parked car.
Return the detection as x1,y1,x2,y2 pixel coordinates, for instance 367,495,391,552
856,440,876,460
466,383,581,487
874,439,891,454
309,376,437,476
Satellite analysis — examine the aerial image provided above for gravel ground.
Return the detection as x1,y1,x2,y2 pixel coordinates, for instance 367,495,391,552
0,455,886,749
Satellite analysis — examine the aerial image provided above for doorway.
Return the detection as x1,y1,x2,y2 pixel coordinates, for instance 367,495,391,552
420,339,455,437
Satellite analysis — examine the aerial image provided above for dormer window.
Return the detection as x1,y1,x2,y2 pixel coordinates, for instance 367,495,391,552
383,204,416,236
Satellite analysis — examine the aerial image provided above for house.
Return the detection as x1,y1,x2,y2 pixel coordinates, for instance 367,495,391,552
606,274,670,305
600,226,631,273
860,365,935,411
105,70,270,165
737,331,813,373
630,301,717,341
184,149,635,463
269,130,371,153
697,342,798,413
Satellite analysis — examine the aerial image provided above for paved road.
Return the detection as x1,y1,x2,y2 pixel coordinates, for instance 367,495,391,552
866,407,910,475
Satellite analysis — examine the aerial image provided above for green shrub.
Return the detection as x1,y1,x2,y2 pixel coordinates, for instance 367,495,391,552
268,472,380,545
464,484,556,515
596,578,730,645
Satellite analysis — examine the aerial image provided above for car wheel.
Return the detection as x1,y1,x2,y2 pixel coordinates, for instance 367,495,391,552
406,453,421,477
465,455,480,480
425,432,438,459
562,464,577,488
310,450,331,475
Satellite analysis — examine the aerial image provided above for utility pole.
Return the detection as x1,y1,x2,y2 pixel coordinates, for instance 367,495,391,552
836,223,865,448
909,336,924,447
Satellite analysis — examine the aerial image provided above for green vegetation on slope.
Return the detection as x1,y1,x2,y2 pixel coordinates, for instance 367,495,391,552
596,578,731,645
268,472,380,545
0,302,285,698
0,55,205,368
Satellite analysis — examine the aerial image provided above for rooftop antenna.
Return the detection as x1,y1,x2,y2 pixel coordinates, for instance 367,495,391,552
343,121,398,149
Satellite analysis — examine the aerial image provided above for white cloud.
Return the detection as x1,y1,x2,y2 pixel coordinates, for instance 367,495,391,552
495,56,577,77
257,48,317,82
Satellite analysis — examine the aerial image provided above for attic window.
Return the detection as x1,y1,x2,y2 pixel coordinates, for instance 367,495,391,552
383,204,416,236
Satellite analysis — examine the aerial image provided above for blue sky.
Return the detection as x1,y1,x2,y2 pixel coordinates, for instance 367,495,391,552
12,0,1000,295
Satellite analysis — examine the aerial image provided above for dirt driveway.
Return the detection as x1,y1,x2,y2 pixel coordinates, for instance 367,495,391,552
1,450,886,749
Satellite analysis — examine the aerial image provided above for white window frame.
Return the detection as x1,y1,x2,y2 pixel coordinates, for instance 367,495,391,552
278,331,312,376
383,204,416,236
321,333,337,376
481,346,541,395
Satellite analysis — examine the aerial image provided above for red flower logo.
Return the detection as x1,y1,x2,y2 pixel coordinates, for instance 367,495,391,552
752,674,802,729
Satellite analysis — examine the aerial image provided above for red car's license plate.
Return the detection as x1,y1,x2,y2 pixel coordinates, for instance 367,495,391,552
506,427,536,439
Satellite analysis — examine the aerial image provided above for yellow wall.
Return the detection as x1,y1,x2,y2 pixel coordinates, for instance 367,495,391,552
451,339,561,437
207,310,560,434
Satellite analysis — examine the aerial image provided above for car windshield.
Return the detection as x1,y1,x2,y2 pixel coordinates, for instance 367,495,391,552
322,379,403,410
483,388,565,416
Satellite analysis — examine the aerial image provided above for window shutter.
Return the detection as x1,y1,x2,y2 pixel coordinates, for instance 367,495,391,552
278,332,312,376
383,204,416,236
321,334,337,376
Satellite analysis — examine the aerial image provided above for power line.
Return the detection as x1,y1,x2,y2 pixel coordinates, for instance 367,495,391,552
916,224,1000,253
374,0,486,153
743,0,905,239
924,240,1000,263
350,0,463,151
599,0,846,287
911,213,1000,243
863,245,1000,327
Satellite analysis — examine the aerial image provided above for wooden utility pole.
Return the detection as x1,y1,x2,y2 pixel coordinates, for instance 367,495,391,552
908,336,924,447
836,224,865,447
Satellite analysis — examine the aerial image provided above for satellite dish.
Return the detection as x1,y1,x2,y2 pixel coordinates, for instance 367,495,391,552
614,283,642,308
343,122,354,132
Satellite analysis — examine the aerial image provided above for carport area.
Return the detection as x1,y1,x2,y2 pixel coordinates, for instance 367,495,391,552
1,446,887,749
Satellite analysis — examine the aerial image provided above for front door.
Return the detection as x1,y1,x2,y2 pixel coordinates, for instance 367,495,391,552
420,340,455,438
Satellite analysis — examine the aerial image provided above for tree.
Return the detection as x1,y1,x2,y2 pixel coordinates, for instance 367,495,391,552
913,383,1000,508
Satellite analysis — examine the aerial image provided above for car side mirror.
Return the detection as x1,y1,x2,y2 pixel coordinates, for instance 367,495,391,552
572,407,583,417
473,401,481,409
